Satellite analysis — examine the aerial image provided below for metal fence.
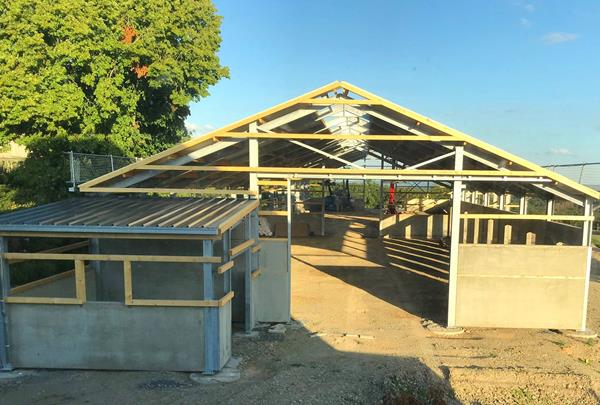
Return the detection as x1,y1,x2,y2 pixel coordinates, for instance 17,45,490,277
544,162,600,191
66,151,137,189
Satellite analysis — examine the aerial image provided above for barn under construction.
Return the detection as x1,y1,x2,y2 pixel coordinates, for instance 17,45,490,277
0,81,598,374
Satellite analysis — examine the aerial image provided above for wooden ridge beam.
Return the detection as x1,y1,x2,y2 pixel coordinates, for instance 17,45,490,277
215,132,457,142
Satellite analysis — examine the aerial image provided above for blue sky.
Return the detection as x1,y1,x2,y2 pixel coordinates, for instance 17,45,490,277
187,1,600,165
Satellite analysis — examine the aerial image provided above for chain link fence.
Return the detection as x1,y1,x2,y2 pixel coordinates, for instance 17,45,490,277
66,151,137,189
544,162,600,192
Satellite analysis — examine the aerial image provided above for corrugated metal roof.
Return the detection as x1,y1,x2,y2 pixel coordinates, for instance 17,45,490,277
0,197,258,236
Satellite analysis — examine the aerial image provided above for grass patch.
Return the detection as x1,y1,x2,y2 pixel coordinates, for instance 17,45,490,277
593,235,600,248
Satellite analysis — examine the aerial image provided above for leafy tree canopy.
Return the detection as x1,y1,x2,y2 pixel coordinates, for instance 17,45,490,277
0,0,228,157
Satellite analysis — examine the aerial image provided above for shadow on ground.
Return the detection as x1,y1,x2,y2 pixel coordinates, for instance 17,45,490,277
292,212,448,324
0,322,458,405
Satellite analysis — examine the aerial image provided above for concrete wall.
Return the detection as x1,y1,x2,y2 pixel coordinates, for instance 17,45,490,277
7,302,204,371
219,301,232,368
455,244,589,329
380,213,448,239
254,238,290,323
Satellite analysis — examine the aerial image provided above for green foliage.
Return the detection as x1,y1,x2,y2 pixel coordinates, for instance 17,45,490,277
0,0,227,206
593,235,600,248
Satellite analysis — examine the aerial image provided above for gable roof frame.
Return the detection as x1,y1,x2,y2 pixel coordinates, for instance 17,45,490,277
78,81,600,203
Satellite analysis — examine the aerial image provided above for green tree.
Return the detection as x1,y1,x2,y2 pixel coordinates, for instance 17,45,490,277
0,0,227,206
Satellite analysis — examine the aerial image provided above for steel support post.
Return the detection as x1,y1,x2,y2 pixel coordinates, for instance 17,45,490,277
447,146,464,328
249,122,259,194
581,198,593,331
89,238,103,301
202,240,219,374
243,216,253,333
0,237,12,370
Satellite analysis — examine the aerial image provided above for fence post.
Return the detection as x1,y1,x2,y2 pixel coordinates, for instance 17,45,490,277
109,154,115,172
68,151,76,192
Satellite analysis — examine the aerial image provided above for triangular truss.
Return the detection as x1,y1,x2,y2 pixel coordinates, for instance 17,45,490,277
80,81,599,205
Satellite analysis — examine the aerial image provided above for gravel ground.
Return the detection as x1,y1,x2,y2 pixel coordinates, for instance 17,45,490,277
1,215,599,404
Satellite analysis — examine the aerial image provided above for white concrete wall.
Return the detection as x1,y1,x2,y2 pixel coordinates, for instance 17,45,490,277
455,244,589,329
254,238,290,323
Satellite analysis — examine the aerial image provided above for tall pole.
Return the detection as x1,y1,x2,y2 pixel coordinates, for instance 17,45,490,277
0,237,11,370
447,145,464,328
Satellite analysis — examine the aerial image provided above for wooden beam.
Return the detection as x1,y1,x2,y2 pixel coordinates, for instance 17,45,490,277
128,291,234,308
251,268,262,280
123,260,133,304
3,297,81,305
460,214,594,221
217,260,234,274
258,180,287,186
8,241,89,264
251,244,261,254
215,132,456,142
79,187,257,196
229,239,255,258
258,210,288,216
10,269,75,295
74,260,86,303
307,98,381,105
1,252,222,263
141,165,543,178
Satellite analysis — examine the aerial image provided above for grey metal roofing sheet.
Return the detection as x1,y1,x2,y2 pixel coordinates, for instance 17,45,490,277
0,196,258,236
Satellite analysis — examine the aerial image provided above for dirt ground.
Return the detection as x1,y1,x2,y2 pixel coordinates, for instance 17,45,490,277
1,214,600,404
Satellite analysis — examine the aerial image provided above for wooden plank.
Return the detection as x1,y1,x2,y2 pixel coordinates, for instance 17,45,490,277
229,239,255,258
80,187,257,196
142,165,543,177
251,244,261,254
1,252,222,263
215,133,455,141
129,299,221,307
74,260,86,303
217,260,234,274
258,180,288,186
251,268,262,280
3,296,81,305
258,210,288,216
306,98,380,105
460,214,594,221
218,291,235,306
216,201,260,233
8,241,89,264
128,291,234,308
10,269,75,294
123,260,133,304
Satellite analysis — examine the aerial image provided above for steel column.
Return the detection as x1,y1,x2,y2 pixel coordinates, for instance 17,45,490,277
202,239,219,374
243,216,253,333
0,237,12,370
447,146,464,328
